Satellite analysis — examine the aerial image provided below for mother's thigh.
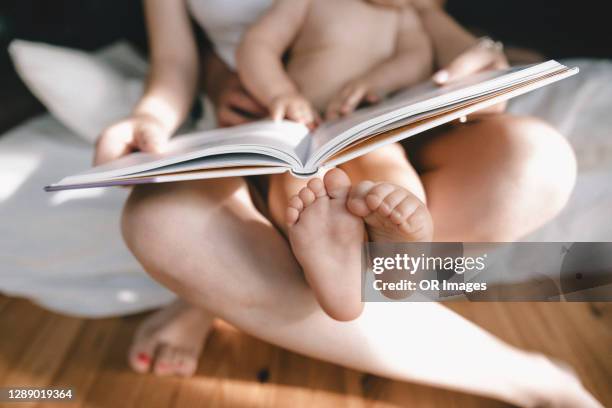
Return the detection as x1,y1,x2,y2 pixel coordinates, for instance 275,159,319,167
404,114,576,241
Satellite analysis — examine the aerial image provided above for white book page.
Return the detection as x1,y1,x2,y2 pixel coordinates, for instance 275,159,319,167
62,120,310,185
106,154,289,179
319,65,578,171
305,61,564,171
47,166,290,191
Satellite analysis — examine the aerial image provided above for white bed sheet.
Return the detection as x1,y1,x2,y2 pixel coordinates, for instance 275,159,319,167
0,117,176,317
0,58,610,317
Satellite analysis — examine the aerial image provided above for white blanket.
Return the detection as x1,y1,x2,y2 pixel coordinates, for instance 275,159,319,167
1,57,611,318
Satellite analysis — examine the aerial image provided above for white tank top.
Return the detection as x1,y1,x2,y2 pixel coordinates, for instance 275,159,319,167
187,0,273,70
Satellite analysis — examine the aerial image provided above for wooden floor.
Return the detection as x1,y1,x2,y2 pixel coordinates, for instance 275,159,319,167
0,295,609,408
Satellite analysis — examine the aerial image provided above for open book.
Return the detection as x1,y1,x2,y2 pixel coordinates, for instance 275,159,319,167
45,61,578,192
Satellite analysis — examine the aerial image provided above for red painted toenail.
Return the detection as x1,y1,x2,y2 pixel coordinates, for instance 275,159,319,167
137,352,150,363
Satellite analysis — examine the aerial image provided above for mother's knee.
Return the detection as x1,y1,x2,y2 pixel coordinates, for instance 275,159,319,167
122,184,176,250
124,178,244,230
495,116,575,201
479,115,576,222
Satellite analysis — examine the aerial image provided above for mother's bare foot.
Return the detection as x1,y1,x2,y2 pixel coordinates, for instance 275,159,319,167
287,168,365,321
128,300,213,377
347,181,433,242
528,355,604,408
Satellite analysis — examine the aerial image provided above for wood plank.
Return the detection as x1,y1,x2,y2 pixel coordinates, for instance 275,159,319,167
545,303,612,406
448,302,527,347
0,299,57,384
0,299,609,407
78,315,145,408
132,375,183,408
449,302,612,407
265,342,323,407
35,317,123,408
0,295,11,314
1,310,83,408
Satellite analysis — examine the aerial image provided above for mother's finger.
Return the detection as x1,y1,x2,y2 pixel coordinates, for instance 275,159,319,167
433,39,506,85
94,132,134,166
135,122,170,154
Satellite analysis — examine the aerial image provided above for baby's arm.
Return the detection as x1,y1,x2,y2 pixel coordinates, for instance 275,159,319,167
237,0,317,125
326,9,433,119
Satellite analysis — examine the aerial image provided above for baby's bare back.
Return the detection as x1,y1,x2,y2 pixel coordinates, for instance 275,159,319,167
287,0,427,111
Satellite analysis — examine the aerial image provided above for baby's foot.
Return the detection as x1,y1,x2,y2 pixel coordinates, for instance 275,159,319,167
347,181,433,243
128,300,213,377
287,168,365,321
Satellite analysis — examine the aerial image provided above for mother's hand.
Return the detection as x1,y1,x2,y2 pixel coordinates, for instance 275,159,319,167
432,37,509,114
433,37,508,85
205,58,267,128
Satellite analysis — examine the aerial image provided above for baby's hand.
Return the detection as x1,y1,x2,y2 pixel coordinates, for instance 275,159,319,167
270,92,319,127
326,79,381,121
94,114,171,166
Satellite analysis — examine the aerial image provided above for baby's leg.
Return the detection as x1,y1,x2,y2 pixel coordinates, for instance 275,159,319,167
269,144,432,321
341,143,434,242
269,171,365,321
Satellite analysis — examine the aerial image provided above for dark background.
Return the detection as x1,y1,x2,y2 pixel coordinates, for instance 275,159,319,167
0,0,610,134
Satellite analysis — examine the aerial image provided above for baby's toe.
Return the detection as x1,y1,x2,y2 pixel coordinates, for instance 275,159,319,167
286,195,304,226
389,196,420,225
307,178,327,198
323,168,352,199
395,199,433,240
298,186,317,207
364,183,397,213
398,207,433,240
347,180,376,216
379,188,409,217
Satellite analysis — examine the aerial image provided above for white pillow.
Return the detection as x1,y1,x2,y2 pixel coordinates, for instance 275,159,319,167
8,40,147,144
